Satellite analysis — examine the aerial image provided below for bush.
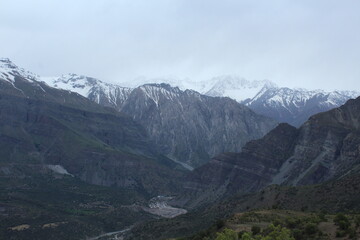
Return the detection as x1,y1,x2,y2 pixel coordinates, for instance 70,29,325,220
334,213,350,230
355,215,360,228
216,220,225,229
251,225,261,235
215,228,238,240
336,230,347,238
304,223,318,235
348,227,357,239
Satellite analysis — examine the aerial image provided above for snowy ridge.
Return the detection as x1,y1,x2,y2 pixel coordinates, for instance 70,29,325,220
204,75,277,102
245,86,360,126
246,87,360,110
121,74,359,126
42,74,131,99
138,84,187,106
41,74,133,109
0,58,39,83
121,75,278,102
1,57,359,127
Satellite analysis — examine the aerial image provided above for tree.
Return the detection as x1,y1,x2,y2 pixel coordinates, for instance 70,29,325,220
215,228,238,240
263,224,295,240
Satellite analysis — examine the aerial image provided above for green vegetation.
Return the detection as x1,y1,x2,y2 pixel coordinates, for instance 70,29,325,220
215,224,294,240
180,210,360,240
333,213,359,238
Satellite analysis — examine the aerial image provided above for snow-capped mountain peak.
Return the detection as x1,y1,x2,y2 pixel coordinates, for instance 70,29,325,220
120,75,277,102
0,58,39,83
42,73,95,97
204,75,278,102
41,73,132,109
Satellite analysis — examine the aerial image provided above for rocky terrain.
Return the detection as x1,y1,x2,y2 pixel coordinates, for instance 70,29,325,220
179,96,360,208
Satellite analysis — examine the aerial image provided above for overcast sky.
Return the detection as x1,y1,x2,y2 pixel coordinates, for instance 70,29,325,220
1,0,360,90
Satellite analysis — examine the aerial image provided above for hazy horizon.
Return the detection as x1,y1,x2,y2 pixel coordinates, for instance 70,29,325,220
1,0,359,91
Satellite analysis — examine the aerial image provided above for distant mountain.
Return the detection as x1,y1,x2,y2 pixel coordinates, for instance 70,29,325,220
121,75,360,127
203,75,277,102
121,83,277,167
244,86,360,126
180,96,360,207
39,69,277,167
42,74,132,110
119,75,275,102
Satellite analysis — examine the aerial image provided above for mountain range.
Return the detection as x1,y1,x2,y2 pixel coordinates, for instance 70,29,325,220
1,57,360,240
121,75,360,127
26,63,274,168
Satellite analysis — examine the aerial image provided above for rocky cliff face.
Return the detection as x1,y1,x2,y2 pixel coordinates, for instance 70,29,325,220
182,97,360,207
121,84,277,167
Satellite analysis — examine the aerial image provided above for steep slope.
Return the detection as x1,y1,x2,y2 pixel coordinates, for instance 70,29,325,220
0,58,183,196
120,83,277,167
181,96,360,207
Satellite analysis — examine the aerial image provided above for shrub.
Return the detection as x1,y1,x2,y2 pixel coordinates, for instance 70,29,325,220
334,213,350,230
215,228,238,240
304,223,318,235
251,225,261,235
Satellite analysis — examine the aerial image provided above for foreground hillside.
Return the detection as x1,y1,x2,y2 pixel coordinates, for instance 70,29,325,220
0,173,152,240
126,173,360,239
181,210,360,240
